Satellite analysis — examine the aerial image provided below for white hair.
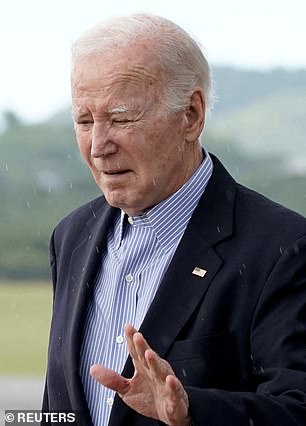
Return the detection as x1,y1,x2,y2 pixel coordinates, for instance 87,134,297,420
71,13,215,115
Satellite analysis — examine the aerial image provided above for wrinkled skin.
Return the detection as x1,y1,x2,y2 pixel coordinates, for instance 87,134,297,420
71,42,205,216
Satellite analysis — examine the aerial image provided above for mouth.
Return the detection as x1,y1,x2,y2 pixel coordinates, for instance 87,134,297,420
103,169,131,176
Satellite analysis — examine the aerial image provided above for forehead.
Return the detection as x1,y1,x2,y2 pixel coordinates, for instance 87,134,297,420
71,43,161,103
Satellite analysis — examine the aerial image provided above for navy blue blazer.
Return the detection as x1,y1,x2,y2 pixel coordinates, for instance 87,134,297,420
43,154,306,425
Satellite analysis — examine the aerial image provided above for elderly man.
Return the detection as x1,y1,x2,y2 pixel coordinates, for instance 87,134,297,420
43,13,306,426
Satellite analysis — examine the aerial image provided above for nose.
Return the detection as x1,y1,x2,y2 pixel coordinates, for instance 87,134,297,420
91,123,117,158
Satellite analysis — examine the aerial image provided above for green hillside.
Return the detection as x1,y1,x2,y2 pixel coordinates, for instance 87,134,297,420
212,66,306,114
1,121,100,278
207,89,306,159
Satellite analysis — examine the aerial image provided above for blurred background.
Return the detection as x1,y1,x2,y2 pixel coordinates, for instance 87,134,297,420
1,0,305,412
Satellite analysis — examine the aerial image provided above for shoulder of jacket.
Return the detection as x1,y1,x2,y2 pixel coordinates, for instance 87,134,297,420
236,182,306,241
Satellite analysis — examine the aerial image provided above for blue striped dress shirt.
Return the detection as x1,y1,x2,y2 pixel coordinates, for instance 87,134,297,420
79,150,213,425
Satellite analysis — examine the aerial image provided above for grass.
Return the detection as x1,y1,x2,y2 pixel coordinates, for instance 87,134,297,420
0,281,52,376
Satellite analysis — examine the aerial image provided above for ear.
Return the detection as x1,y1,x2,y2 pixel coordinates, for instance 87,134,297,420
184,88,205,143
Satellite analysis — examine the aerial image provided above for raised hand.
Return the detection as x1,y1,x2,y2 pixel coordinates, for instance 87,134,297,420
90,323,191,426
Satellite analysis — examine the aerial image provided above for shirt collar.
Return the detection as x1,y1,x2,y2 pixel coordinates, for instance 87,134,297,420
118,149,213,252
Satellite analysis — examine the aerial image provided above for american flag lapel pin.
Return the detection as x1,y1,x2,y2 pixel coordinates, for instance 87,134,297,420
192,267,207,278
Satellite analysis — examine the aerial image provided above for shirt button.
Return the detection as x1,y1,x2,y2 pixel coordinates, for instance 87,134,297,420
106,397,114,407
128,216,134,225
116,335,124,344
125,273,133,283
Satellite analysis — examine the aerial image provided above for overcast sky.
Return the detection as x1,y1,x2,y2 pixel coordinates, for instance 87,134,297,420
1,0,306,123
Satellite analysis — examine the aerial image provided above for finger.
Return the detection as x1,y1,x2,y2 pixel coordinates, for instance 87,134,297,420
145,349,174,381
124,323,137,337
133,332,151,368
124,324,139,361
90,364,129,395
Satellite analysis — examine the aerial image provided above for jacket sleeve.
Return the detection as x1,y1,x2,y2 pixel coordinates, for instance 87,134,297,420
186,235,306,426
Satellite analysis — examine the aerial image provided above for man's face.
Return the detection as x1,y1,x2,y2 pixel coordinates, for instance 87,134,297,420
72,45,192,216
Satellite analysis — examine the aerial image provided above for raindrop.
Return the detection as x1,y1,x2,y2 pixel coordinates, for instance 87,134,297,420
216,226,221,233
182,368,187,377
26,201,31,208
279,247,283,255
67,154,71,159
293,244,299,255
249,419,254,426
5,163,9,171
96,246,100,254
152,179,157,186
69,182,73,190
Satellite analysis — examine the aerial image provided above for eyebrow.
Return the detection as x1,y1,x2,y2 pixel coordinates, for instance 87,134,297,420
108,106,131,114
71,105,133,121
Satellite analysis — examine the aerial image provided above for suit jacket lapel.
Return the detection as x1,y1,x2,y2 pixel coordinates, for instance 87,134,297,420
62,200,118,416
109,156,238,425
141,155,237,357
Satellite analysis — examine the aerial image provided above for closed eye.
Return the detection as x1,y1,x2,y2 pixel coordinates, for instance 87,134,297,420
112,118,133,125
75,120,93,131
77,120,93,125
113,118,130,123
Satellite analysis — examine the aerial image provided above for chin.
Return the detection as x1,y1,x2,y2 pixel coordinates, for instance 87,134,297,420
104,192,129,210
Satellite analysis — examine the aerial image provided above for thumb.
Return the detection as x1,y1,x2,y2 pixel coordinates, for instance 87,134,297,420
90,364,130,394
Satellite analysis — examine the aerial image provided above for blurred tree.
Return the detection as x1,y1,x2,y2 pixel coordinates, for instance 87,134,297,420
2,110,23,131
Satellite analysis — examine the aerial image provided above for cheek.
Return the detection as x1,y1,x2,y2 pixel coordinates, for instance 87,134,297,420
138,151,169,189
134,132,171,177
76,133,92,163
